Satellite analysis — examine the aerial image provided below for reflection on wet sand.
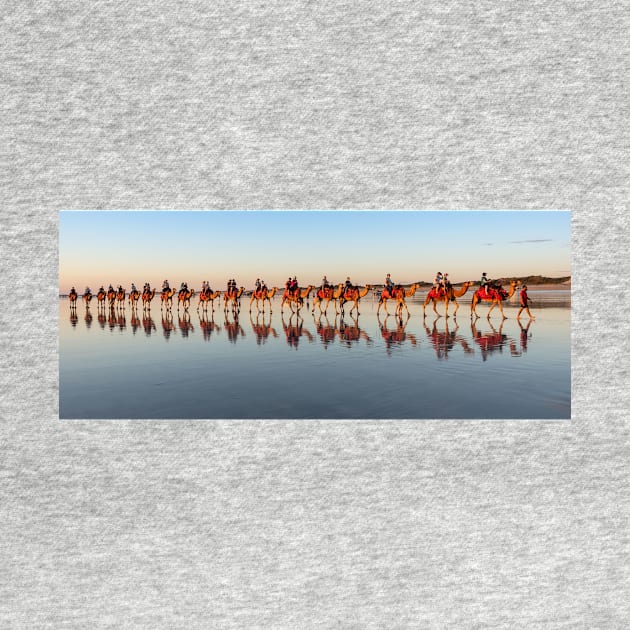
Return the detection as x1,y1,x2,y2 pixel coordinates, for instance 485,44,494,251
223,313,245,344
471,319,508,361
130,311,141,335
97,311,107,330
161,312,176,341
510,319,533,356
199,312,221,342
282,313,314,349
250,313,278,345
378,313,417,355
142,315,157,337
177,312,194,338
65,299,541,362
337,313,372,348
423,318,473,360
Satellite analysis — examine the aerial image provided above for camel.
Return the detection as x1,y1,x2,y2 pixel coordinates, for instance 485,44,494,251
142,288,156,311
96,289,106,307
115,288,126,308
160,288,177,311
82,290,92,307
198,289,222,312
249,287,278,314
470,280,518,319
223,287,244,313
281,285,315,313
177,288,195,311
423,281,473,318
377,283,420,317
107,288,116,308
68,290,78,307
312,284,344,315
339,285,372,316
128,289,141,307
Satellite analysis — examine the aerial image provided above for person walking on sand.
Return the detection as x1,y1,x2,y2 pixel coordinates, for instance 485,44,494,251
517,284,535,320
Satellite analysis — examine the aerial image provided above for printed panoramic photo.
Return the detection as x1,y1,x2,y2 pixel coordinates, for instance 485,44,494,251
59,210,571,419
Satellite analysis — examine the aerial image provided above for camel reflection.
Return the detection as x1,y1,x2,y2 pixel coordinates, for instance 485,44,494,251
424,318,473,360
116,310,126,332
509,319,533,356
470,319,509,362
108,307,117,332
313,314,337,349
249,313,278,345
142,315,156,337
311,313,372,349
199,311,221,342
177,311,194,338
130,311,141,335
337,313,372,348
161,312,176,341
84,310,93,330
282,312,314,349
70,309,78,328
223,312,245,344
97,311,107,330
378,313,417,355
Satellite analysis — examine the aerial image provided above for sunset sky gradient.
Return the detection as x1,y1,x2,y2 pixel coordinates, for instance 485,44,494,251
59,210,571,293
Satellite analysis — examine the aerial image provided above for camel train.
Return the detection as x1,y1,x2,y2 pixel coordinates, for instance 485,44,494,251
68,276,523,320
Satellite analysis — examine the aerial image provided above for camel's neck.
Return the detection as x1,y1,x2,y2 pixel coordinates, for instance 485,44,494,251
359,286,370,298
405,285,417,297
301,286,313,297
506,284,517,298
454,283,470,297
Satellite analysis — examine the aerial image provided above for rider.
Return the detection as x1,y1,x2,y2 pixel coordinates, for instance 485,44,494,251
442,273,451,291
289,276,298,296
162,279,170,293
84,286,91,295
108,284,113,292
131,282,137,294
255,278,261,293
385,273,395,296
480,272,491,296
261,279,267,292
321,275,329,290
70,286,77,296
345,276,353,292
434,271,443,293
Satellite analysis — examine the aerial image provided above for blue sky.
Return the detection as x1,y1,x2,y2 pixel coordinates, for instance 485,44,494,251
59,210,571,292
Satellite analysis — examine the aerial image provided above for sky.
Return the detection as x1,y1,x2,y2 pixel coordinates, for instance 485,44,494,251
59,210,571,292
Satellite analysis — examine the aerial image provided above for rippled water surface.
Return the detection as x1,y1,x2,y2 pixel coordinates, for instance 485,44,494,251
60,291,571,419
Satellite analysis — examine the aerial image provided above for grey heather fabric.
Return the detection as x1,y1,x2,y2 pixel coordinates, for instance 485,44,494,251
2,1,629,628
